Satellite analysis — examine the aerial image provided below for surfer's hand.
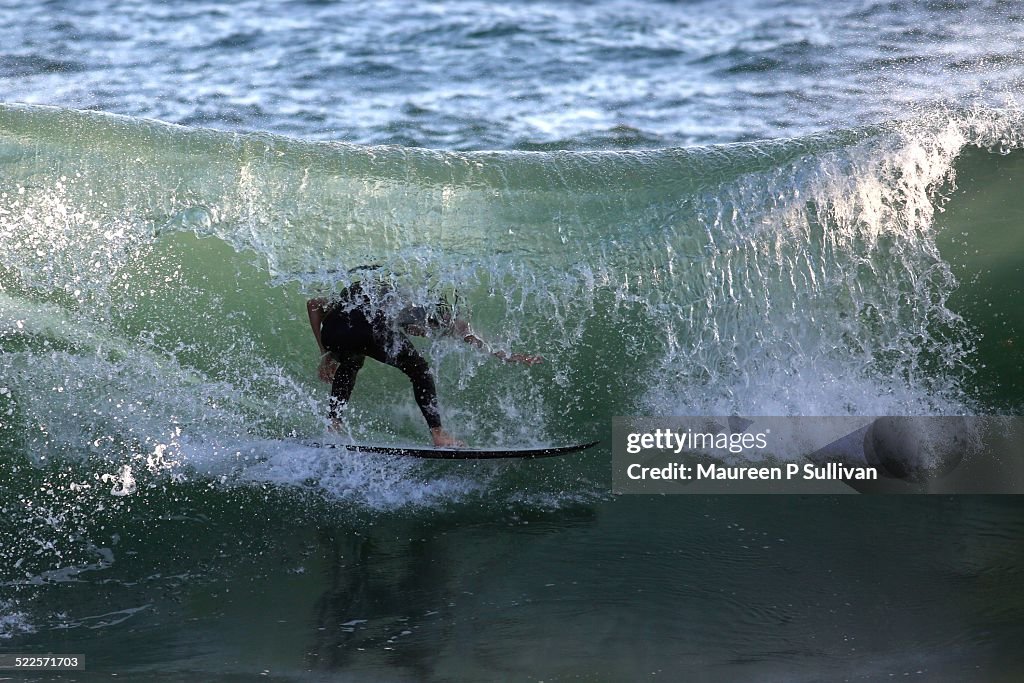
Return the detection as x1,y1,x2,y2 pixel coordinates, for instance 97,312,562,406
318,354,338,383
494,351,543,366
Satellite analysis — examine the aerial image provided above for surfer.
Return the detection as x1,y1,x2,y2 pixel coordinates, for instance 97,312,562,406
307,281,541,447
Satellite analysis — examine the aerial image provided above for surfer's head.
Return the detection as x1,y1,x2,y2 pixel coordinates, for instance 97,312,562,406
427,290,457,329
341,264,460,335
398,289,459,336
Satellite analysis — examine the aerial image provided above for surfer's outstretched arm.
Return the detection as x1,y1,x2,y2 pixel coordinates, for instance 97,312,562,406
307,298,329,353
307,298,338,383
449,319,543,366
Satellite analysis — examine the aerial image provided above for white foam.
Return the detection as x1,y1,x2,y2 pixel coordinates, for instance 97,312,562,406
637,112,1009,419
0,601,35,639
232,440,489,511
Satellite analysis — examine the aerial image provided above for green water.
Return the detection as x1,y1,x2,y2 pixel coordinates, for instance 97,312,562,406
2,105,1024,680
5,483,1022,681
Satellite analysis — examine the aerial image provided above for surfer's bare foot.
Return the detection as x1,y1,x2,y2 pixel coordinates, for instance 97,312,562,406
431,427,465,448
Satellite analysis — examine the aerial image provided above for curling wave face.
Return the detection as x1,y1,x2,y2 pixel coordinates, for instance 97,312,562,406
0,104,1022,521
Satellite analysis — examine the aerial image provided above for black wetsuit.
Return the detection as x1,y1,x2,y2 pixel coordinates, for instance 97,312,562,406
319,284,441,429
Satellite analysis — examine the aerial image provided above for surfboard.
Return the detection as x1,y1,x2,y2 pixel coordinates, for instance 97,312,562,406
306,440,599,460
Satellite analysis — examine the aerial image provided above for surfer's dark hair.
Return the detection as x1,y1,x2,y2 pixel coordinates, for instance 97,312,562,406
397,289,458,332
427,290,458,328
347,263,384,275
342,264,460,331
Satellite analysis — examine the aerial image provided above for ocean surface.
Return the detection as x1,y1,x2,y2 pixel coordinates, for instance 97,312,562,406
1,0,1023,680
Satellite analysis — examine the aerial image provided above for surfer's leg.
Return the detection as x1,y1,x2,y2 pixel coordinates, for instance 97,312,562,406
391,342,464,446
328,353,366,425
388,340,442,430
321,308,378,430
363,329,464,445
